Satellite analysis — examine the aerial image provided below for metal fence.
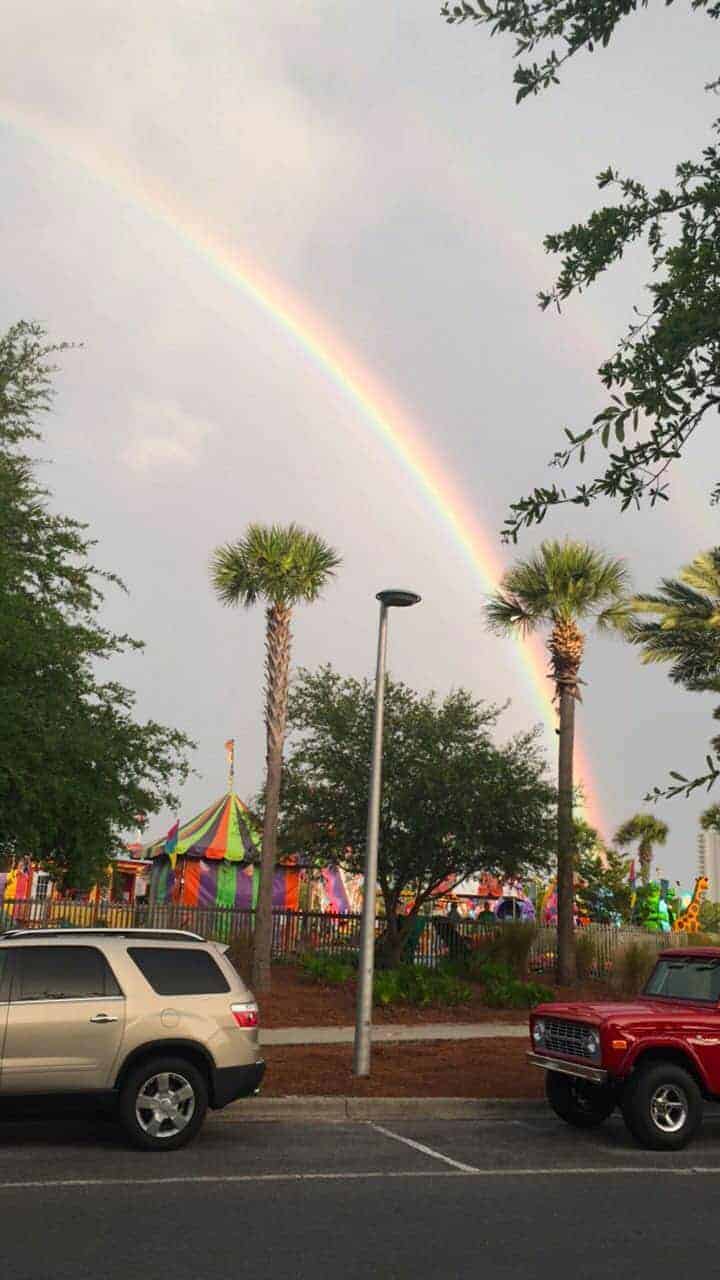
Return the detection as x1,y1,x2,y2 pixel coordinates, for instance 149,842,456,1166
0,899,691,970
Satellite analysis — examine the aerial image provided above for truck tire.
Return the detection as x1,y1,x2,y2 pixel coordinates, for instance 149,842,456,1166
546,1071,616,1128
621,1061,702,1151
118,1056,208,1151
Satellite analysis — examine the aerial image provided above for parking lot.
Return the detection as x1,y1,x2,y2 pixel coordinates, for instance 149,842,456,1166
3,1108,720,1278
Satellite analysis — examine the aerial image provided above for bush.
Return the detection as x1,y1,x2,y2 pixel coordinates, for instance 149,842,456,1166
478,959,553,1009
575,931,597,982
299,951,355,985
611,940,658,995
225,934,254,983
373,965,472,1008
458,956,554,1008
463,923,537,978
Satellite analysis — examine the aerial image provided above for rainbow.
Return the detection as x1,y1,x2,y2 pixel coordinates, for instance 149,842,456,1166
1,101,605,832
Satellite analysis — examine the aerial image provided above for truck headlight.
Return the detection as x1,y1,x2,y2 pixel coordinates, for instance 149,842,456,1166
584,1029,600,1059
532,1018,545,1046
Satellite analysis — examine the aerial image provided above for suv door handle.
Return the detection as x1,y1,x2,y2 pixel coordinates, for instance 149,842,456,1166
89,1013,118,1024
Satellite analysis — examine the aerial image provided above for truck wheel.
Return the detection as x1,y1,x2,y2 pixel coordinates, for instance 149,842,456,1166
118,1057,208,1151
621,1062,702,1151
546,1071,616,1128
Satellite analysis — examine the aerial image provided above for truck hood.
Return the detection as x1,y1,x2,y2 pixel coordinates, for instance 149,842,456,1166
534,998,713,1026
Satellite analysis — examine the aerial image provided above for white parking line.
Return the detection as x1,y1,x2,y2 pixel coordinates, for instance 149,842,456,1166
0,1167,714,1190
368,1122,480,1173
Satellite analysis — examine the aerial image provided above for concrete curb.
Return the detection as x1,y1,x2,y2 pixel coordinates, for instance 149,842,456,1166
260,1024,528,1046
212,1096,547,1123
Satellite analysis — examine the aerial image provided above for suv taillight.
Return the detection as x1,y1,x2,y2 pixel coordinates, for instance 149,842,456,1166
231,1002,259,1029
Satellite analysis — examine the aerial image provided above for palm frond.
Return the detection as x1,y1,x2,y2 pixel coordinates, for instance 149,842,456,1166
484,539,629,637
210,523,340,609
483,592,539,636
615,813,669,847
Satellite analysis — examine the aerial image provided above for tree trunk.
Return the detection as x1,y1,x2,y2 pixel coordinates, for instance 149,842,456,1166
556,684,577,986
639,845,652,885
252,603,292,993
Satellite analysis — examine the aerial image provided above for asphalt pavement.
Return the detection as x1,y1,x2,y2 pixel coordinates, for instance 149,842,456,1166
3,1106,720,1278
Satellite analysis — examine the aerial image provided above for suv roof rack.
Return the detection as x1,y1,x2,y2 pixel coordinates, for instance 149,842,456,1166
0,927,206,943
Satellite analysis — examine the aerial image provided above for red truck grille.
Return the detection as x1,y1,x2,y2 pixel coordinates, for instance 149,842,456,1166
544,1018,593,1059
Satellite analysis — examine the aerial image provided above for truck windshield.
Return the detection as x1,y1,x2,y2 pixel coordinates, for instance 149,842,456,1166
644,957,720,1002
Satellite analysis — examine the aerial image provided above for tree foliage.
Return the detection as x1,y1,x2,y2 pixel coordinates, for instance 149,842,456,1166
278,665,556,959
0,322,193,888
614,812,669,882
442,0,720,538
619,548,720,797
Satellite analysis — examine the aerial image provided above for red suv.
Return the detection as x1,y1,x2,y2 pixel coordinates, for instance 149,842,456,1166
529,948,720,1150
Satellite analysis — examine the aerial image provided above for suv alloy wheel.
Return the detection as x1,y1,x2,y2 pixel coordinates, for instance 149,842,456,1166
621,1061,702,1151
119,1056,208,1150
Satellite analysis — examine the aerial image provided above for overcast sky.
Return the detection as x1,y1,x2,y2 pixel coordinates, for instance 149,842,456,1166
2,1,718,887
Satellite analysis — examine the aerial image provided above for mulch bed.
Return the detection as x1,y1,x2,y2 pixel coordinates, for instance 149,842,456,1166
257,963,614,1029
261,1038,544,1097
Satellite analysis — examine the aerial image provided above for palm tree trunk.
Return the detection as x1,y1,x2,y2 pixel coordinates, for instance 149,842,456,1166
639,843,652,886
252,602,292,992
557,684,577,986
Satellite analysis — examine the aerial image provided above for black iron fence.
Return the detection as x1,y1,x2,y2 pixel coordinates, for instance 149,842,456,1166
0,899,688,972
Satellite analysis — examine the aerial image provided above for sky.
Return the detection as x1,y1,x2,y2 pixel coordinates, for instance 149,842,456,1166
1,0,718,888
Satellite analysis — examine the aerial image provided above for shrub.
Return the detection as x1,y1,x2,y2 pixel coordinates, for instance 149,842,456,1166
492,922,538,977
480,960,553,1009
225,934,254,983
611,940,658,995
373,965,472,1008
467,957,553,1008
464,923,537,977
299,951,355,985
575,931,597,982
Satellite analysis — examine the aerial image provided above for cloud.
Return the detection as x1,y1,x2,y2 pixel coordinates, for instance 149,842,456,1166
120,398,215,471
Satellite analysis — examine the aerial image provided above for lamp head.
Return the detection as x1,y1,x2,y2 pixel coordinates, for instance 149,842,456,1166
376,589,422,608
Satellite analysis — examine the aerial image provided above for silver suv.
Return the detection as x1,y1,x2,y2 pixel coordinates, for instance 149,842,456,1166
0,927,265,1149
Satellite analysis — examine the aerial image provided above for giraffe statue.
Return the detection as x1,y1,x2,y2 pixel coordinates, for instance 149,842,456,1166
673,876,709,933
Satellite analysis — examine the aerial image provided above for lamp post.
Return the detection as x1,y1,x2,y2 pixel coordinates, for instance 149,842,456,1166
353,588,422,1077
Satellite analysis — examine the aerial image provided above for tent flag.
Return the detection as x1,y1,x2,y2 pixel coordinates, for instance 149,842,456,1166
225,739,235,792
164,819,180,869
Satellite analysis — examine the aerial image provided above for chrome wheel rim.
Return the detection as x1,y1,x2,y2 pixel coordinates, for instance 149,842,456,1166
649,1084,688,1134
135,1071,196,1139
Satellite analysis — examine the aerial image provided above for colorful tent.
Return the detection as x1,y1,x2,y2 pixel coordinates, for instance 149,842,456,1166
147,792,300,910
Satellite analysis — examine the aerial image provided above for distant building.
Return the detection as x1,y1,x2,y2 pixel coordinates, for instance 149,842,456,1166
698,826,720,901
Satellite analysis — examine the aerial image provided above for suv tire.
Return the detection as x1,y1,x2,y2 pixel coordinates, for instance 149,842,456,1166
546,1070,616,1128
118,1056,208,1151
621,1061,702,1151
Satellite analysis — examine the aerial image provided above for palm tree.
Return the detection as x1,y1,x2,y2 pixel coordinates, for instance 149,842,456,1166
211,523,340,990
614,813,669,885
621,547,720,753
484,540,629,984
700,804,720,834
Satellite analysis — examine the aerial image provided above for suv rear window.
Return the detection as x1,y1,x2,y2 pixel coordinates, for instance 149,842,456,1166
10,946,122,1001
128,947,230,995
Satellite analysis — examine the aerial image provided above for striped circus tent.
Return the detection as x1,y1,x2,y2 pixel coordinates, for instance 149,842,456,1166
146,792,301,911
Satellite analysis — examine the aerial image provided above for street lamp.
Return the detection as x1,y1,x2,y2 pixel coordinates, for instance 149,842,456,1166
353,588,422,1076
